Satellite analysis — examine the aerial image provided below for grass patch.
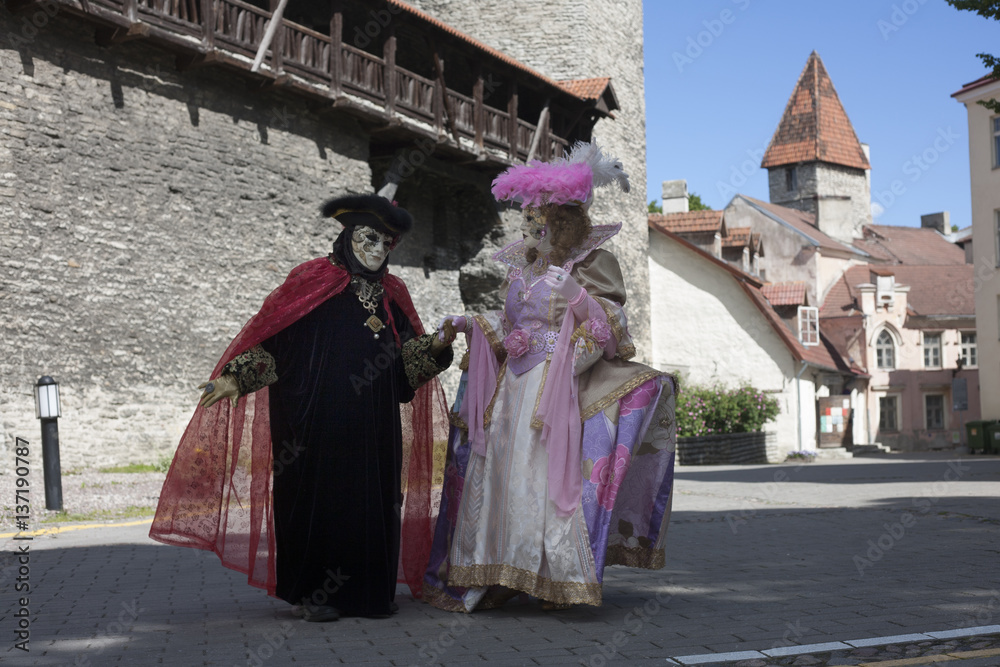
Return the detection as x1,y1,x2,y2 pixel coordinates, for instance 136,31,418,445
42,505,156,524
99,455,172,474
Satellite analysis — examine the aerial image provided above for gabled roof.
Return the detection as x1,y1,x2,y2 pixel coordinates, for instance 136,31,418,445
762,282,808,306
648,210,725,235
853,225,967,265
557,77,618,116
821,265,976,318
649,222,856,375
737,195,866,256
722,226,751,247
761,51,870,171
952,74,1000,98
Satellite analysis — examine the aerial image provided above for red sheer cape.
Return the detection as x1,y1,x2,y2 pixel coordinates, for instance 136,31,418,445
149,257,448,599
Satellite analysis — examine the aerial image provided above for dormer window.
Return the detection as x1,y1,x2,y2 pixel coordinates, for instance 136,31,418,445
876,275,894,307
798,306,819,346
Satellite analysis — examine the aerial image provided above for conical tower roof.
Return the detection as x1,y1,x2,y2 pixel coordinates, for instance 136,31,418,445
761,52,870,171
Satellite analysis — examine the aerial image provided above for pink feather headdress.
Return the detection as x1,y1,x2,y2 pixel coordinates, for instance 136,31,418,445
490,141,630,209
491,161,593,209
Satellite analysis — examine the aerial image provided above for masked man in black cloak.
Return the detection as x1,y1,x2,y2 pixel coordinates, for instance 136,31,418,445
151,195,455,621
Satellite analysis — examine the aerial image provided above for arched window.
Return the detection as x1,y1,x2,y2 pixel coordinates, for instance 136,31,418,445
876,330,895,369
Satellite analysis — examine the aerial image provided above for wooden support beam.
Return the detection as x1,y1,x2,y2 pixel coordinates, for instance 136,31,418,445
329,4,343,99
175,49,222,72
507,79,518,162
251,0,289,73
383,20,397,114
433,49,457,140
473,64,484,148
525,98,550,163
198,0,213,49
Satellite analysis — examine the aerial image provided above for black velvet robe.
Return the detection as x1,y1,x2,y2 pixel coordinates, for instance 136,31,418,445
261,292,417,616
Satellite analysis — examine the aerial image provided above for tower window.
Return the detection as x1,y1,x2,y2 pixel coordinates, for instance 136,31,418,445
785,167,797,192
876,330,895,369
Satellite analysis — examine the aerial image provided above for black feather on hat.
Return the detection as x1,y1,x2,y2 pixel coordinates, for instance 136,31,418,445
321,194,413,237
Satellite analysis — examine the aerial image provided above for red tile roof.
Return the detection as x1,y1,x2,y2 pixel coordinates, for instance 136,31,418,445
722,226,751,247
761,52,870,171
557,77,612,100
385,0,591,100
820,265,976,318
952,74,999,98
853,225,967,265
648,210,724,234
762,282,808,306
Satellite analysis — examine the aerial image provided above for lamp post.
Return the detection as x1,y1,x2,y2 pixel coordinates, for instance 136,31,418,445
34,376,63,511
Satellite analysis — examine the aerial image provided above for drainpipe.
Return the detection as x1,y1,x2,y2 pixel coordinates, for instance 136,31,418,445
795,361,808,452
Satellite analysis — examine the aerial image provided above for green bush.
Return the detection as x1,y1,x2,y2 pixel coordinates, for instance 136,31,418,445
676,383,780,437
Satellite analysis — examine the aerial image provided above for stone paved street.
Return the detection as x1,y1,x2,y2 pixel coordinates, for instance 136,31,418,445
4,453,1000,666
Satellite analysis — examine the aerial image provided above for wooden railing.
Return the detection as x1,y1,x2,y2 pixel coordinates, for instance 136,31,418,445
68,0,568,163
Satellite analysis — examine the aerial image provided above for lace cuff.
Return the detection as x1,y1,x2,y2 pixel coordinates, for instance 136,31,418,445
222,344,278,395
402,334,453,390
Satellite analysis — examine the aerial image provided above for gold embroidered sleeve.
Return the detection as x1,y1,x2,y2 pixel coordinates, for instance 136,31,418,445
221,344,278,396
402,333,454,390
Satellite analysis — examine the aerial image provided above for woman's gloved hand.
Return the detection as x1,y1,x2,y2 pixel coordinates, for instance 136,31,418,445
198,374,239,409
544,267,588,320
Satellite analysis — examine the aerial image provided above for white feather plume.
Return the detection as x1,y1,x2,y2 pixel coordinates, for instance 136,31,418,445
565,141,631,193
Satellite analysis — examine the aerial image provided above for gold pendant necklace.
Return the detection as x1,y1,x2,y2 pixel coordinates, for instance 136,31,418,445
352,277,385,339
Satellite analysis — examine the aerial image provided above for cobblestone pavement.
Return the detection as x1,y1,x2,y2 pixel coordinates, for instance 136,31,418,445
2,453,999,666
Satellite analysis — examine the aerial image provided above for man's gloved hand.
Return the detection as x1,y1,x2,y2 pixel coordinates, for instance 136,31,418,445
437,315,468,341
198,374,239,409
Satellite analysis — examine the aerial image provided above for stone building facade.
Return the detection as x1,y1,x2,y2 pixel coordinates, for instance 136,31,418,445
0,0,646,469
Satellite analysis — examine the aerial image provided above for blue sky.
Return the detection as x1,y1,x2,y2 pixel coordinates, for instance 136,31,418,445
643,0,998,229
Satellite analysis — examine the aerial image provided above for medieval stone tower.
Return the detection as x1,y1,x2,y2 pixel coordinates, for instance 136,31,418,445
761,51,872,243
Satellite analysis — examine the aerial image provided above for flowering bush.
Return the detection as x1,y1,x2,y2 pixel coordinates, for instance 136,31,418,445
785,450,817,462
675,382,780,437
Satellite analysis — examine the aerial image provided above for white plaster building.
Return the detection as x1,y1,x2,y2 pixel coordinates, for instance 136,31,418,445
953,75,1000,421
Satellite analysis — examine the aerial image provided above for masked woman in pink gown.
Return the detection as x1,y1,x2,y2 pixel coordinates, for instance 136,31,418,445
425,143,677,612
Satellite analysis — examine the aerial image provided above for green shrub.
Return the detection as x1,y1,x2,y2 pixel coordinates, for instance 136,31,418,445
676,383,780,437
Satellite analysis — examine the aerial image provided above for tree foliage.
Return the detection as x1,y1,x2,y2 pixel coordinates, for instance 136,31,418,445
947,0,1000,113
688,193,710,211
648,199,662,213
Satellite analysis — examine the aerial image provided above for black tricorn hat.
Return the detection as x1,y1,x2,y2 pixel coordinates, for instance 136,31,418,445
321,194,413,237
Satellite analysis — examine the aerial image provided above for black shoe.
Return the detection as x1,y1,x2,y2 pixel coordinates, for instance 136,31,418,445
303,605,340,622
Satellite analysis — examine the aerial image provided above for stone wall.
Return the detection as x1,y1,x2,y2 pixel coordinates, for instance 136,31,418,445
0,8,423,469
767,162,872,242
677,432,780,465
403,0,652,358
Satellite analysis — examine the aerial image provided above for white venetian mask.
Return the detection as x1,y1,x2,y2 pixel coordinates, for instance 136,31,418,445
350,225,393,271
521,208,546,249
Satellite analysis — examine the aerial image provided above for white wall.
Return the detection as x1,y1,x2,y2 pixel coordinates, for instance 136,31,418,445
649,232,817,452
